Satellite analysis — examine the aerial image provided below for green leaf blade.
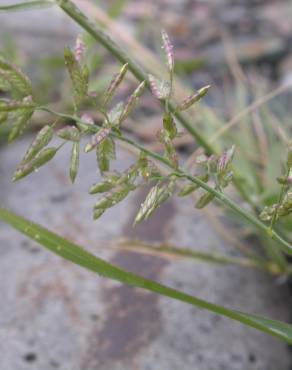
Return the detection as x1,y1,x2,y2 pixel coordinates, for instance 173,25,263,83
1,207,292,344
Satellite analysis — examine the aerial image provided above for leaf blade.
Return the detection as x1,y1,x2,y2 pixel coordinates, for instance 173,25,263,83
1,207,292,343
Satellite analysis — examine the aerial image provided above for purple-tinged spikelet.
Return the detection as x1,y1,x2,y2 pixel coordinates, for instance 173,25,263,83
217,145,235,174
149,74,160,99
148,74,170,100
81,113,94,125
161,30,174,74
120,81,146,122
85,127,111,153
177,85,210,111
103,63,128,106
74,35,85,62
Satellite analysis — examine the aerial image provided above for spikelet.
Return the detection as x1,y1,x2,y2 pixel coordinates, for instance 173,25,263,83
93,184,135,220
74,34,85,62
89,172,121,194
217,145,235,174
81,113,94,125
84,127,111,153
0,57,32,96
21,125,53,164
13,147,58,182
161,30,174,74
134,181,175,225
103,63,128,106
176,85,210,111
120,81,146,123
195,192,215,209
149,74,170,100
70,142,80,183
57,126,80,142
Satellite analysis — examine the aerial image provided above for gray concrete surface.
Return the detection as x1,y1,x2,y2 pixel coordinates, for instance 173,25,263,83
0,2,78,57
0,136,291,370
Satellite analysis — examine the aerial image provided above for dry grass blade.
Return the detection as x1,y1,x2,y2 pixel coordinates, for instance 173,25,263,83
209,84,291,144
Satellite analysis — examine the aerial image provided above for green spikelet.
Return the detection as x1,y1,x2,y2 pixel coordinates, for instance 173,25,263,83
70,142,80,183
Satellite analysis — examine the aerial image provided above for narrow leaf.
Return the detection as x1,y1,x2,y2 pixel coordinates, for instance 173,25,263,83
1,207,292,344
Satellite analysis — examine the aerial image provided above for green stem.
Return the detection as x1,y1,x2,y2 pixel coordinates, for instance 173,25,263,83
37,106,292,256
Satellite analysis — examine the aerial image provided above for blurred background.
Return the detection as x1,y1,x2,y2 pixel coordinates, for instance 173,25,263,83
1,1,292,370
